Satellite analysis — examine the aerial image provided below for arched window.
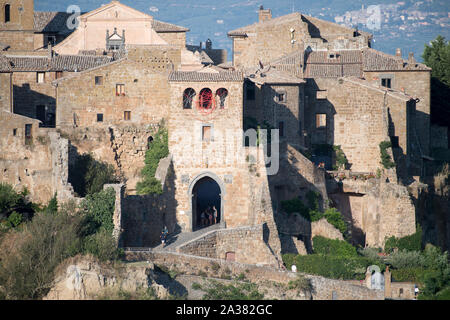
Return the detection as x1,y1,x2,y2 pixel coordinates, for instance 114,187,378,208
216,88,228,109
4,4,10,23
198,88,214,110
183,88,196,109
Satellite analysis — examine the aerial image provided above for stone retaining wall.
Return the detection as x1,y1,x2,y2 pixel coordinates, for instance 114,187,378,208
125,250,384,300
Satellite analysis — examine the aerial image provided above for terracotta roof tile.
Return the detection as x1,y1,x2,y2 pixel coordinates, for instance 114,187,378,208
362,48,430,71
2,55,112,72
34,11,81,34
152,19,189,33
169,71,243,82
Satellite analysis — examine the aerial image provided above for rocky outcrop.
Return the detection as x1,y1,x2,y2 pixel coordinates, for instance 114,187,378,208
44,256,172,300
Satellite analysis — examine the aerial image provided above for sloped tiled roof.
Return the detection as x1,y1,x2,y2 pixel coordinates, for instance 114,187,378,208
169,70,244,82
304,50,363,78
228,12,301,37
269,50,305,78
34,11,82,34
2,54,113,72
152,19,189,32
362,48,430,71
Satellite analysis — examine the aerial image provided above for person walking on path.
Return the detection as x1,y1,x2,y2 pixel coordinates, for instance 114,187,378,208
160,226,169,247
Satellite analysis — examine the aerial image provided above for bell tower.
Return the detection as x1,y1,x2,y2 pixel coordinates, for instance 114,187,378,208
0,0,35,51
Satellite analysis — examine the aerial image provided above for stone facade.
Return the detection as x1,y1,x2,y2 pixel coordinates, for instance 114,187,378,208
55,54,173,128
0,0,35,51
329,177,417,247
305,77,415,173
0,110,75,204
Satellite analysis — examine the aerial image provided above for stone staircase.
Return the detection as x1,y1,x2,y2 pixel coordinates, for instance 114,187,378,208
153,224,221,252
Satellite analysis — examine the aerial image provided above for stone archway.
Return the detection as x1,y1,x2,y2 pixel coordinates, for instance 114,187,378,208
188,172,226,232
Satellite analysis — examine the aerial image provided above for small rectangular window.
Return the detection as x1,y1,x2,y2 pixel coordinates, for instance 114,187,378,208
5,4,10,23
95,76,103,85
316,114,327,129
37,72,45,83
124,111,131,121
55,71,63,79
202,125,212,142
13,128,17,136
97,114,103,122
279,121,285,137
381,78,392,88
277,93,286,103
116,84,125,96
25,124,32,145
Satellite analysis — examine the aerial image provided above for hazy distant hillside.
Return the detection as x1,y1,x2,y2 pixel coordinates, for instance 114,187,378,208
35,0,450,62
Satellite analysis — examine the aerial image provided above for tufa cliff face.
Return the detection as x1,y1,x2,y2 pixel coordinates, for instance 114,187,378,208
44,255,176,300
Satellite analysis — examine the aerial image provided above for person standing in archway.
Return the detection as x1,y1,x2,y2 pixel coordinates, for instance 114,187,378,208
200,210,206,227
213,206,218,224
207,207,213,226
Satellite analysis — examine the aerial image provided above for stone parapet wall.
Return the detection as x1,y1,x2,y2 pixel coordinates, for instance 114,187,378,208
124,250,384,300
177,224,279,266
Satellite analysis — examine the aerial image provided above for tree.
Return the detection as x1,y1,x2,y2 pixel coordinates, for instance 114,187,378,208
422,35,450,86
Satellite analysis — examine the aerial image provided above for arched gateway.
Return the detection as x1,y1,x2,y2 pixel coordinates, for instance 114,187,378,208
188,172,225,232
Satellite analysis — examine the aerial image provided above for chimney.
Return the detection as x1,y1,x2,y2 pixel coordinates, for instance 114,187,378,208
395,48,402,57
206,39,212,50
259,5,272,22
408,52,416,64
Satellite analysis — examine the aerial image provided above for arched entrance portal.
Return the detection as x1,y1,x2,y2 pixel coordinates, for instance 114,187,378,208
191,176,223,231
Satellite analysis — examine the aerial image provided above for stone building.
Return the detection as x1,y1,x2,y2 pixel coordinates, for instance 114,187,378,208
0,2,435,263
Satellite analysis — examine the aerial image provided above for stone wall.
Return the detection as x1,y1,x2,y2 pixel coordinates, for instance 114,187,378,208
55,57,173,128
157,32,186,49
125,250,384,300
13,71,57,121
61,125,158,193
177,225,279,266
0,111,75,204
0,0,35,51
306,77,412,173
329,177,417,247
364,70,431,156
0,72,12,112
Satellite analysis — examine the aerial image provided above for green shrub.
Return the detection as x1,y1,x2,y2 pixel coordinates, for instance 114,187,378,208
384,225,422,252
0,209,83,299
80,188,116,235
83,229,122,262
283,254,382,280
280,198,309,217
136,125,169,195
391,268,430,283
280,196,347,236
333,145,348,169
313,236,357,258
0,183,34,220
200,280,264,300
323,208,347,235
379,141,396,169
69,154,118,197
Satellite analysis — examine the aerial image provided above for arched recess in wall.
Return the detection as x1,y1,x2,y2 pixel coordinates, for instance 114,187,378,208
187,172,226,232
198,88,214,110
183,88,196,109
216,88,229,109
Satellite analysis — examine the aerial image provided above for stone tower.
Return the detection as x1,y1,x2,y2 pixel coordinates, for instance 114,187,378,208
0,0,35,51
